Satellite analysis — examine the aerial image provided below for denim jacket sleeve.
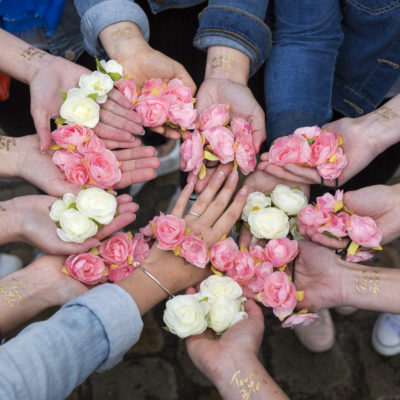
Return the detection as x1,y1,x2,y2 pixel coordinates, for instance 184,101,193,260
193,0,271,75
74,0,150,58
0,284,143,400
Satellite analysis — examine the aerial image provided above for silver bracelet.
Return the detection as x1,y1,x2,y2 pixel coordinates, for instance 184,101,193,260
133,261,174,298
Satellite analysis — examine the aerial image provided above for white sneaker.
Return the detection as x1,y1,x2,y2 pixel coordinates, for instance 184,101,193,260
372,313,400,356
0,253,23,278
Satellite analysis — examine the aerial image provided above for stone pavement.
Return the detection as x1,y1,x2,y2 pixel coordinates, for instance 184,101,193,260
2,163,400,400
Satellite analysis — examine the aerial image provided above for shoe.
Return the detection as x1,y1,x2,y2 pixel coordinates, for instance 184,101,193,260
0,253,23,278
335,306,357,316
372,313,400,356
293,309,335,352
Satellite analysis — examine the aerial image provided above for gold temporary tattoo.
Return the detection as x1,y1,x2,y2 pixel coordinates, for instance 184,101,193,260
0,136,16,152
111,28,136,41
230,370,265,400
19,46,46,62
211,55,236,72
0,279,26,309
373,106,400,125
355,270,379,295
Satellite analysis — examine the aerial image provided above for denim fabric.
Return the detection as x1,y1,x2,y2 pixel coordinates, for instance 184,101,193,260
147,0,205,14
0,284,143,400
194,0,271,75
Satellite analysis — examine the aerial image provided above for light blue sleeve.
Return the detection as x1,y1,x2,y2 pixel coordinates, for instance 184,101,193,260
0,284,143,400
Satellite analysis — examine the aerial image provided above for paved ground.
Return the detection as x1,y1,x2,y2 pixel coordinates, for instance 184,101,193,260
1,162,400,400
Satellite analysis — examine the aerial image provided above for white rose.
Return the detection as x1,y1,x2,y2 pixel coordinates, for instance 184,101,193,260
241,192,271,222
79,71,114,104
271,184,308,216
207,296,248,334
99,59,124,76
58,208,98,243
289,217,304,241
60,88,100,128
163,294,208,339
200,275,243,300
76,187,117,225
248,207,289,239
49,193,77,222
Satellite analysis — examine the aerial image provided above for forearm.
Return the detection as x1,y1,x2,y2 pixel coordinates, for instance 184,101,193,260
0,29,54,85
214,354,288,400
205,46,250,85
0,200,21,245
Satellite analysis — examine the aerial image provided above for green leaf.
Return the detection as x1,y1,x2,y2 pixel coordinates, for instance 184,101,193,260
87,93,98,101
56,221,61,229
322,230,338,240
199,297,209,303
108,72,123,81
61,92,67,101
91,219,103,231
55,116,66,126
95,57,106,73
67,202,77,210
81,186,87,190
244,222,250,229
165,121,178,129
307,138,315,144
162,326,170,332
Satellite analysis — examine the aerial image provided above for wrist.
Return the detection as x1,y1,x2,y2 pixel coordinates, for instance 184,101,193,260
205,46,250,85
25,51,56,85
0,199,22,244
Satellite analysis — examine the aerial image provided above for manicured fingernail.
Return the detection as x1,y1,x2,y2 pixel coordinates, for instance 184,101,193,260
239,186,248,195
229,170,238,181
217,170,225,179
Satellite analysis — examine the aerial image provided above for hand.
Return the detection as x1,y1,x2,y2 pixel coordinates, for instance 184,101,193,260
7,193,138,255
239,170,310,247
185,294,264,382
257,116,379,186
29,56,144,151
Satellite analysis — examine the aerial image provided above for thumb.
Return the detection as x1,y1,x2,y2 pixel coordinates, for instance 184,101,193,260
32,109,51,152
249,111,266,153
244,299,264,322
174,63,196,95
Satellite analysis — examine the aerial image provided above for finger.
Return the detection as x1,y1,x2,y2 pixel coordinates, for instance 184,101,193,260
100,109,145,135
188,165,232,218
257,163,312,184
50,181,81,197
120,157,160,172
94,122,135,142
260,152,269,162
170,182,195,218
199,170,239,226
174,63,196,95
211,186,249,245
117,202,139,214
187,171,199,186
32,110,51,152
283,164,322,184
104,138,142,150
249,110,266,153
108,88,135,110
97,212,136,240
242,287,258,300
194,168,216,194
114,146,156,161
239,223,252,249
101,98,143,126
185,287,197,295
311,232,348,249
115,168,157,189
163,127,183,140
244,299,264,321
116,194,133,204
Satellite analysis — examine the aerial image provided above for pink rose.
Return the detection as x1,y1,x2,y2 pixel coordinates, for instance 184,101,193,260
130,233,150,263
230,118,251,139
209,237,239,272
309,131,338,166
298,204,330,228
316,190,343,215
203,126,235,164
180,130,204,175
115,78,138,104
264,238,298,267
227,250,255,284
140,223,154,238
317,147,347,180
318,212,349,238
98,232,132,265
269,135,311,166
179,233,209,268
163,78,192,104
77,133,106,154
282,312,319,328
245,261,273,293
109,263,134,283
140,78,165,97
135,95,170,127
64,158,90,186
293,126,322,140
261,271,297,319
249,244,267,262
84,148,121,188
51,125,92,148
235,134,256,175
347,215,382,248
52,149,82,171
346,251,374,263
153,213,186,250
199,104,230,130
168,102,197,130
64,253,108,285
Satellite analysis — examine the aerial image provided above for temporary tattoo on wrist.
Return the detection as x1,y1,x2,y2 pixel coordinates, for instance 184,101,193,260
373,106,400,125
0,279,26,309
111,28,136,42
0,136,16,152
211,55,236,72
19,46,46,62
230,370,265,400
355,270,379,295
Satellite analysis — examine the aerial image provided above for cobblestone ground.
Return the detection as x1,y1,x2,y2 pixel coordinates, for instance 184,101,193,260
2,156,400,400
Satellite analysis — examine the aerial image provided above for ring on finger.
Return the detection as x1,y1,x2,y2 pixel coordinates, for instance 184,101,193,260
189,211,201,217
